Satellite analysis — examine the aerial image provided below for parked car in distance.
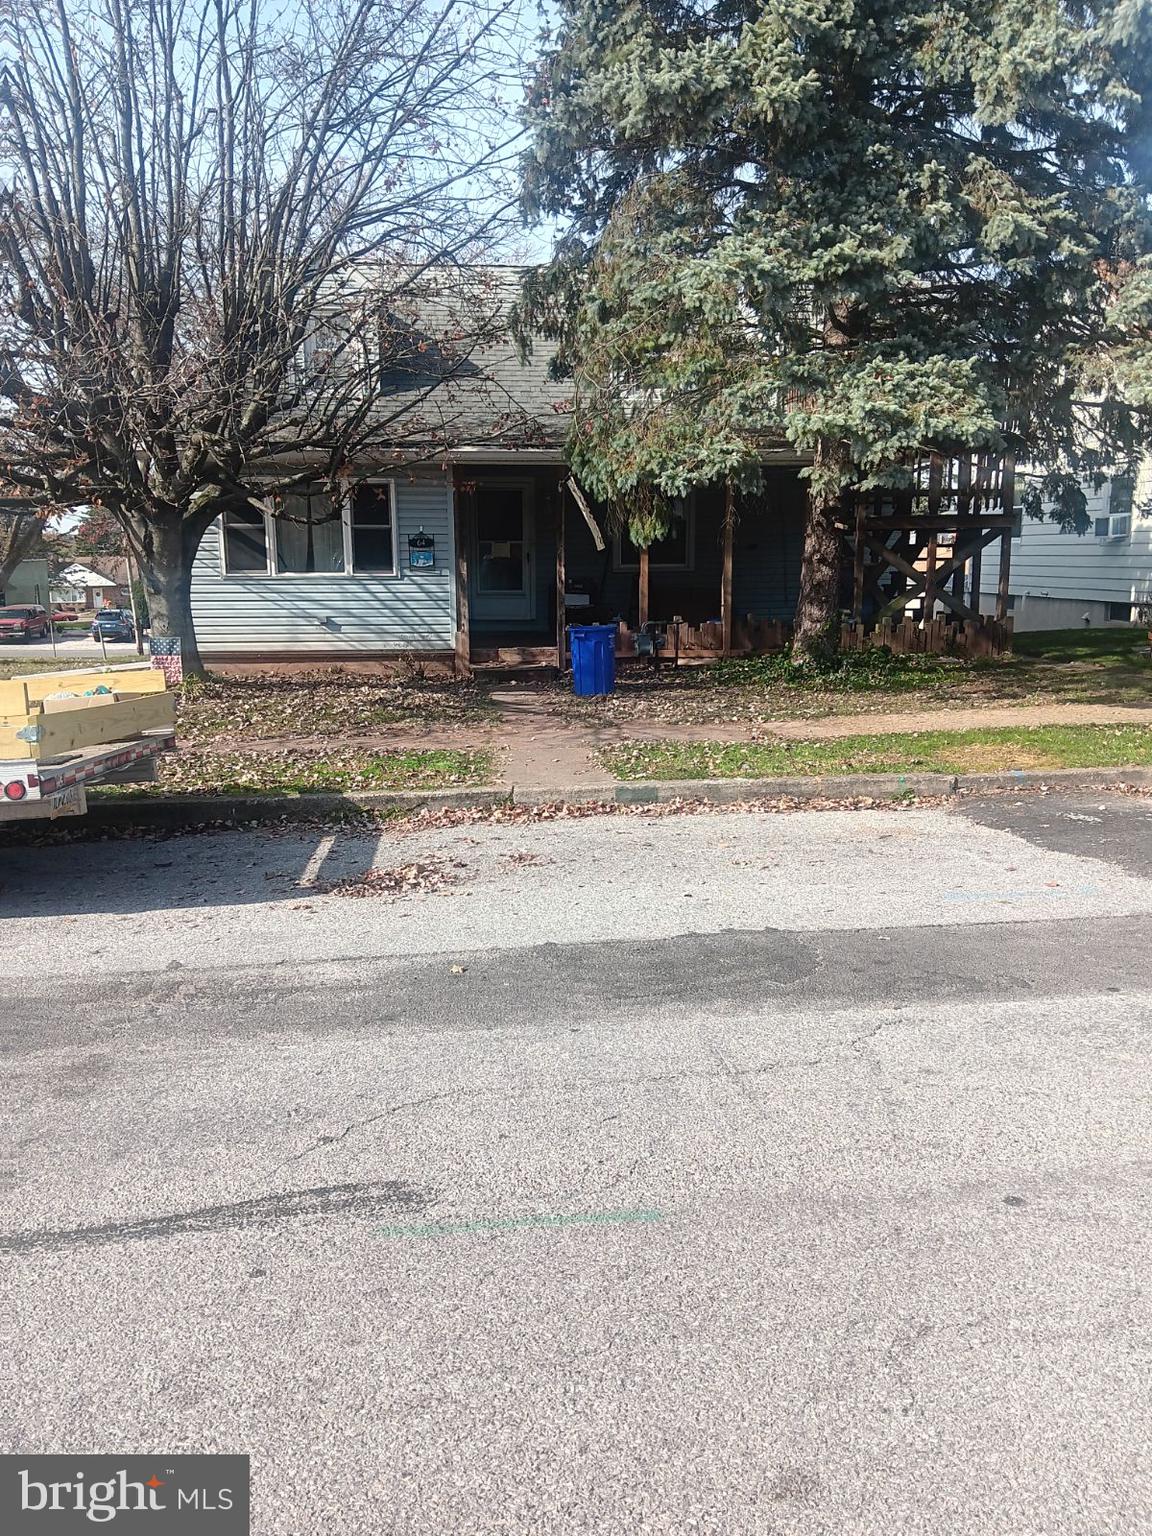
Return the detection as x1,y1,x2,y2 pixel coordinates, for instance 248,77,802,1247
90,608,136,643
0,605,50,642
52,607,82,623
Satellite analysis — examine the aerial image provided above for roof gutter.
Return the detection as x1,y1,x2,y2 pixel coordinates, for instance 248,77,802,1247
447,447,568,464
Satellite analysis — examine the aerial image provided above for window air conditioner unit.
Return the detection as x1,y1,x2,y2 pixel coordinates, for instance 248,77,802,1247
1094,514,1131,540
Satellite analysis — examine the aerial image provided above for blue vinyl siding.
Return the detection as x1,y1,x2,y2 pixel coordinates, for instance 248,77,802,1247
191,475,456,655
731,470,807,620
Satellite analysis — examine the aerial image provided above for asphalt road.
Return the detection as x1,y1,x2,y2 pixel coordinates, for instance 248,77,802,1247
3,791,1151,1534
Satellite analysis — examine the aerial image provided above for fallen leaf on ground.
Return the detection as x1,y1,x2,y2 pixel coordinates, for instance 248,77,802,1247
305,858,458,899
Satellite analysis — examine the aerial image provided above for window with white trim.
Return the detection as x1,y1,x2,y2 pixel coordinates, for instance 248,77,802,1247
1095,477,1133,540
349,485,396,573
614,497,694,570
222,505,270,573
274,490,345,573
222,483,399,577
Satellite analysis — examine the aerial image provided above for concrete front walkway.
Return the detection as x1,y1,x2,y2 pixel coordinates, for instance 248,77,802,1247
489,689,616,787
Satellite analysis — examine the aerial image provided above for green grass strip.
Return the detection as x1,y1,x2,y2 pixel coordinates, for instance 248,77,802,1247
93,745,494,798
602,724,1152,782
378,1208,664,1239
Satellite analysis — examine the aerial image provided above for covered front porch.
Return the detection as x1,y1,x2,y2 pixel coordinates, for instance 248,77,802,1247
451,455,1017,672
452,464,809,670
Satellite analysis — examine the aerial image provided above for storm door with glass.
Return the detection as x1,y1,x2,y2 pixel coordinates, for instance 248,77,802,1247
471,482,533,621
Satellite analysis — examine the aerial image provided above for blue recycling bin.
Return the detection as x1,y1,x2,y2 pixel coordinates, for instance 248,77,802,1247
568,623,617,696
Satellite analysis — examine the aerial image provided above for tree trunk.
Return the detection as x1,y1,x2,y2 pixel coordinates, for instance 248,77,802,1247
793,480,844,667
792,309,859,667
135,516,207,676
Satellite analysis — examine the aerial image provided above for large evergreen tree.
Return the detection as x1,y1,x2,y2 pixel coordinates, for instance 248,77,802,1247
522,0,1152,661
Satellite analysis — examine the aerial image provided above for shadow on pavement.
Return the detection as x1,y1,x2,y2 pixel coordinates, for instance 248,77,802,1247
954,791,1152,880
0,822,390,917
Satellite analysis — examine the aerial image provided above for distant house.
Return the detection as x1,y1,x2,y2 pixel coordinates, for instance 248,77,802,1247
52,562,125,611
975,467,1152,630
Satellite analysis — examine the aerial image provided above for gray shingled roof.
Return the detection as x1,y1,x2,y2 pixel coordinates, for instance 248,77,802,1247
374,266,571,451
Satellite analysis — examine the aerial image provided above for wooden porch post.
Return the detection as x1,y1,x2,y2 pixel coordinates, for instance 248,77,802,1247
968,457,984,616
922,453,943,623
851,495,867,623
721,482,734,657
454,480,471,675
952,456,970,606
638,545,650,628
922,533,938,622
555,479,566,666
995,454,1016,624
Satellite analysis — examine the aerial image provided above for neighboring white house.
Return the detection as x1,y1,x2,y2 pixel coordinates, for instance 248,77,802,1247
51,562,120,610
976,465,1152,630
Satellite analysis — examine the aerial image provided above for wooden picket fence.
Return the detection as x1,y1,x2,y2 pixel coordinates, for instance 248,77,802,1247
839,616,1013,658
617,614,1012,661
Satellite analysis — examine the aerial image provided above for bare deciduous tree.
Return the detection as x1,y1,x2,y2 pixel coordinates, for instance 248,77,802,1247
0,0,524,671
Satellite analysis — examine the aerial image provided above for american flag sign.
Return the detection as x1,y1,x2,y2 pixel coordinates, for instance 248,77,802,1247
149,634,183,686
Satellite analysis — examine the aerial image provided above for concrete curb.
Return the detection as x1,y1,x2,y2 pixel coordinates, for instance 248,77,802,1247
82,785,511,829
514,772,957,806
518,765,1152,806
951,765,1152,794
68,763,1152,832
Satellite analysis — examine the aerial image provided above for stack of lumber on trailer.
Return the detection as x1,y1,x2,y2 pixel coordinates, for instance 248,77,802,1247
0,666,176,761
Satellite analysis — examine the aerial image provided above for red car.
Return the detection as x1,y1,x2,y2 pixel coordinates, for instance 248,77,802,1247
0,604,50,642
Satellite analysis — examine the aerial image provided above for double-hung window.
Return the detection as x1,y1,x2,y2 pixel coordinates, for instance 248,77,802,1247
221,505,270,573
614,495,694,571
349,485,396,574
275,490,345,573
222,482,397,576
1095,477,1133,540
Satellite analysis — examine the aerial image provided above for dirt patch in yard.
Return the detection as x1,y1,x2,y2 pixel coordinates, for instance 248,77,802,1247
941,742,1056,772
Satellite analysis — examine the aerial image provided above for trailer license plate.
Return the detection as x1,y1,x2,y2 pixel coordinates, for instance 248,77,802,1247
44,784,87,818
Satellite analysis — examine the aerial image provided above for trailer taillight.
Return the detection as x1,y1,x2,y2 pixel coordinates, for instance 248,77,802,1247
4,780,28,800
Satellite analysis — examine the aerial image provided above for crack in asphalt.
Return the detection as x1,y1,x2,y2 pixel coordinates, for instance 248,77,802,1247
849,1015,901,1054
275,1044,889,1170
274,1088,495,1169
1,1178,428,1255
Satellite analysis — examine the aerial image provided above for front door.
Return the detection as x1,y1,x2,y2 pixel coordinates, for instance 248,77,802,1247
471,481,534,622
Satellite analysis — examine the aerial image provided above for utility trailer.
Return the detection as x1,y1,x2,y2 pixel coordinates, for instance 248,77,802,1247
0,663,176,822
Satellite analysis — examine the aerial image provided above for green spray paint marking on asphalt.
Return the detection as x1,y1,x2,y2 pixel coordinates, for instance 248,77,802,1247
378,1208,663,1239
